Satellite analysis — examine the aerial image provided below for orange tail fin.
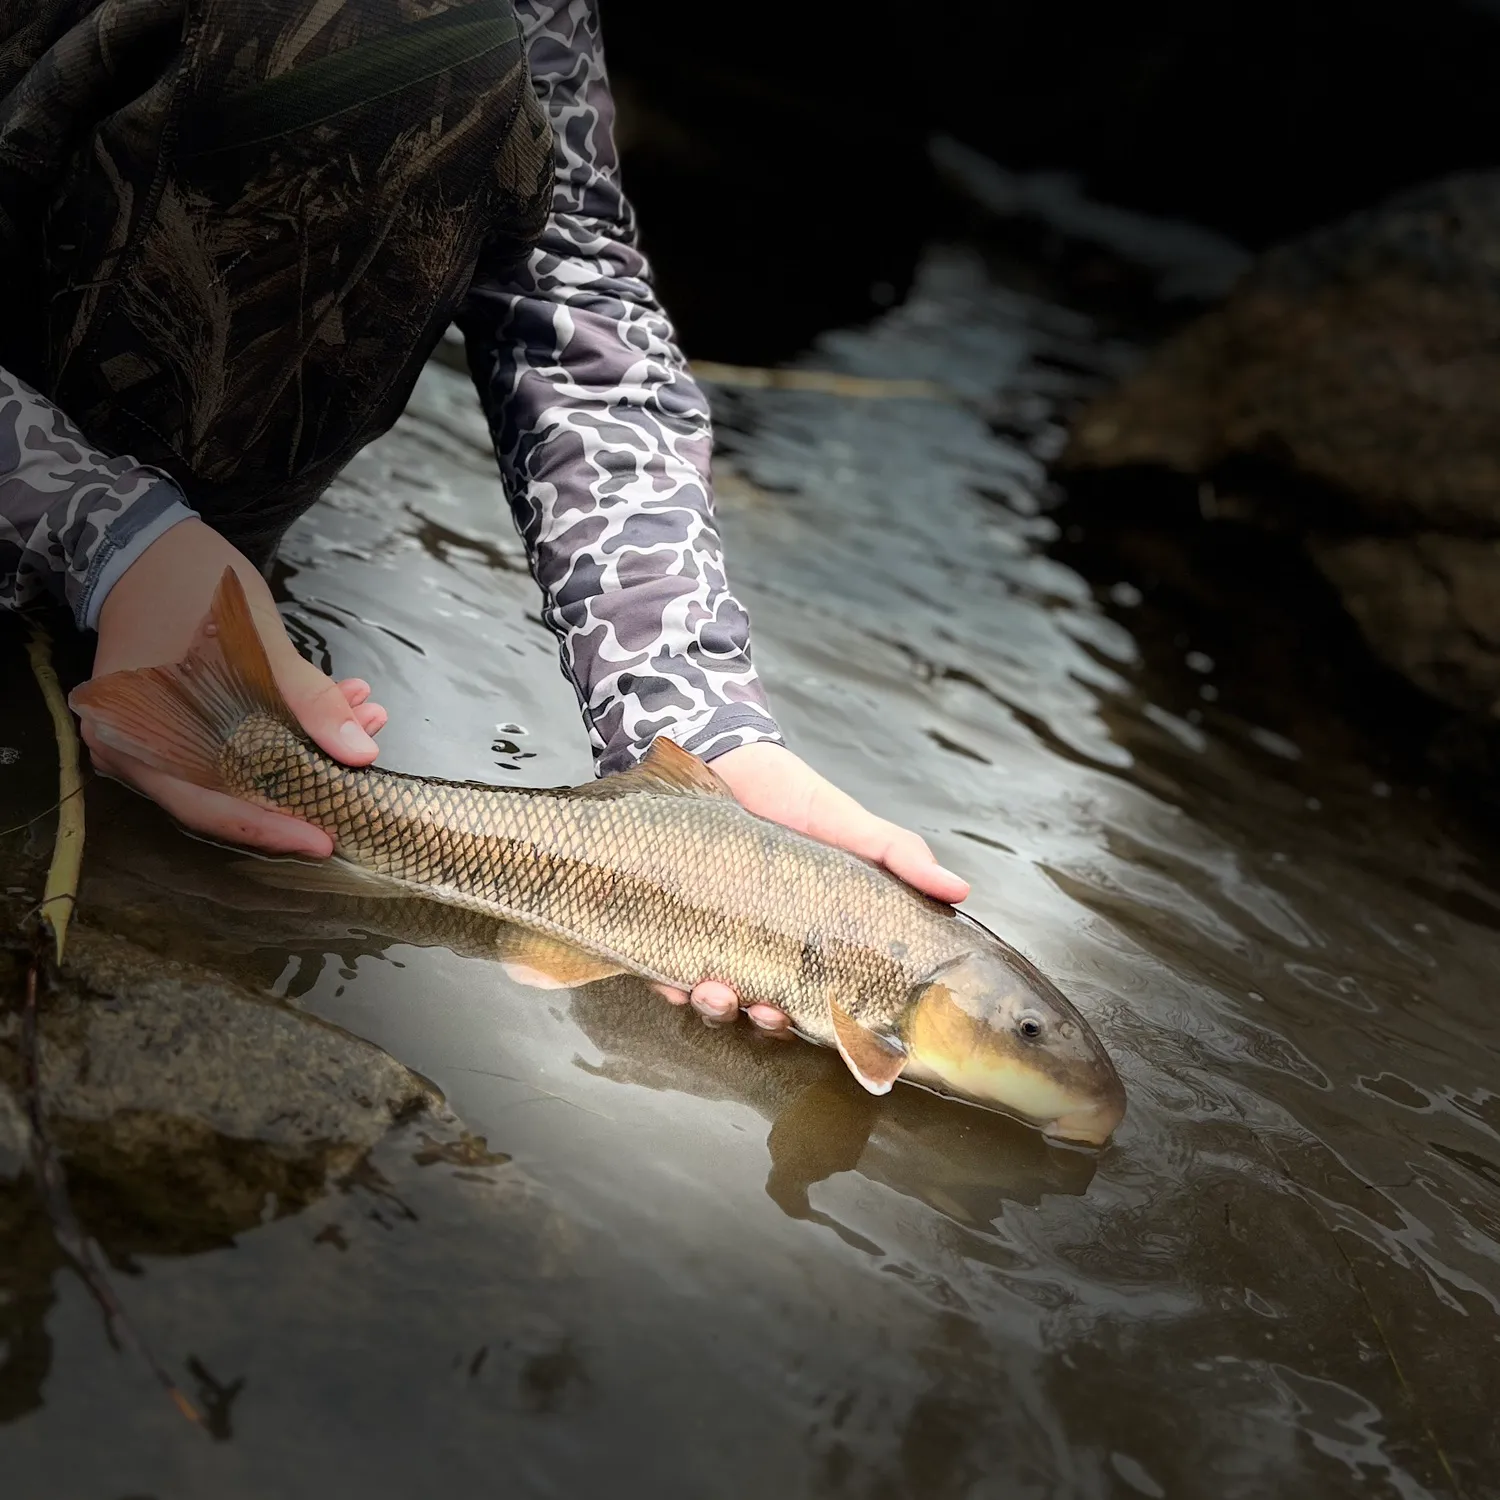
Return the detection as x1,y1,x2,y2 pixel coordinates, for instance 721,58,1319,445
69,568,300,791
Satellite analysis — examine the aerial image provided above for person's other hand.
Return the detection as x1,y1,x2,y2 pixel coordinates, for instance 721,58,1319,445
83,518,388,855
651,740,970,1033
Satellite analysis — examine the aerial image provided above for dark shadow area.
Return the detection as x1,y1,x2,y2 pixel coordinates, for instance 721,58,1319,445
603,0,1500,359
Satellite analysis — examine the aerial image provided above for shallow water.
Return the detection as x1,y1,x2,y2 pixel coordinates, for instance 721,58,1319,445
2,239,1498,1499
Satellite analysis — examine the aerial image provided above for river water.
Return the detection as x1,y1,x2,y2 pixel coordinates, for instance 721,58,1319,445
2,233,1497,1498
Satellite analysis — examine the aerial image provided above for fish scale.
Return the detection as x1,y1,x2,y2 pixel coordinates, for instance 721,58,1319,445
222,714,956,1041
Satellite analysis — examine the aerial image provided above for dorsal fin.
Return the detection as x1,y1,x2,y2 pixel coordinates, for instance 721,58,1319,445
564,737,736,800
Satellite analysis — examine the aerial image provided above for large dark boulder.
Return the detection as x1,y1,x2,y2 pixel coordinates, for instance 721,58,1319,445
1062,172,1500,745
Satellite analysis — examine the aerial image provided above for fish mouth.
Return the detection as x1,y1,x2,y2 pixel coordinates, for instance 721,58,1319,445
901,1050,1125,1145
1041,1096,1126,1148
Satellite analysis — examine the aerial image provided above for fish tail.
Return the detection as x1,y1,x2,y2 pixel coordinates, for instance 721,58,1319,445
69,568,300,793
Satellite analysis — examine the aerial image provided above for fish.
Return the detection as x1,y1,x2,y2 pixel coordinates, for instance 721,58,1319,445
70,568,1127,1145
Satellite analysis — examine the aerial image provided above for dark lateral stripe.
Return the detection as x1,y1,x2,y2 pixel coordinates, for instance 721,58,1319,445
181,4,522,158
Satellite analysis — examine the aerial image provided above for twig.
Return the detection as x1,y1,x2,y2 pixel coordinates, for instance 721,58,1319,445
0,771,93,842
1263,1139,1461,1497
25,627,84,965
20,628,203,1428
1328,1233,1462,1499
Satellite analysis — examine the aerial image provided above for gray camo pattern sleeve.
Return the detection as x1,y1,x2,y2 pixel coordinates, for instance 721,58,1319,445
0,365,195,630
458,0,784,775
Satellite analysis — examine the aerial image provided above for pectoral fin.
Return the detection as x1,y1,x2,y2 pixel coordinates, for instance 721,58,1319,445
495,929,628,990
829,1001,908,1095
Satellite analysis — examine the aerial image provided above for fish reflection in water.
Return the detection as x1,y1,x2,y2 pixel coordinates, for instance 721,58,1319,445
565,976,1097,1237
84,830,1097,1242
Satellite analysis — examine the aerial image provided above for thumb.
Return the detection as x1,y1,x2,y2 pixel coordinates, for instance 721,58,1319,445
277,656,381,766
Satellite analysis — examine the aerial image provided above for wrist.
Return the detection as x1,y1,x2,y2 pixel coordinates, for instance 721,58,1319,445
597,704,784,777
77,480,197,632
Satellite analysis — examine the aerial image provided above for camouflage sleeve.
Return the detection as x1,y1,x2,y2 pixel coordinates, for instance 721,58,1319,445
457,0,784,776
0,364,195,630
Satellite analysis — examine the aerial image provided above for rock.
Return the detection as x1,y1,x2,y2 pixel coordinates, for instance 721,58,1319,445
0,913,531,1426
1062,172,1500,743
1309,534,1500,721
0,923,457,1245
1066,173,1500,534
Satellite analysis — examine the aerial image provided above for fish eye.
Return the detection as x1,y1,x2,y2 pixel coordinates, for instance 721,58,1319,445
1016,1011,1045,1041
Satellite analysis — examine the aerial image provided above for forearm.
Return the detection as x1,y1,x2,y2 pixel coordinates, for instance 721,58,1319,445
0,365,194,627
459,0,781,774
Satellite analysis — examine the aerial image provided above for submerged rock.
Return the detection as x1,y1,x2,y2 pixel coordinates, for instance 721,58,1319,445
0,918,518,1423
1062,172,1500,770
0,925,449,1243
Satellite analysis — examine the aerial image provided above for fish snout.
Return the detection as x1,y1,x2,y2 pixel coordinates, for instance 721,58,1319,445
1041,1086,1126,1148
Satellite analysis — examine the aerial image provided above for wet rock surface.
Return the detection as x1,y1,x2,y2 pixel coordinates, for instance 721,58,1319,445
0,920,453,1226
9,928,439,1146
0,883,520,1430
1063,172,1500,784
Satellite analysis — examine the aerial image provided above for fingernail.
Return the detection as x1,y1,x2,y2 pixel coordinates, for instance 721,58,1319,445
338,722,379,757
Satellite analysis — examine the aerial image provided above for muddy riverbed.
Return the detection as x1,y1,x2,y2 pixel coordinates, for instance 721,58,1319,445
2,228,1498,1498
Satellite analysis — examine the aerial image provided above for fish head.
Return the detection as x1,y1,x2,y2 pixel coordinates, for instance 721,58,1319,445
899,927,1126,1147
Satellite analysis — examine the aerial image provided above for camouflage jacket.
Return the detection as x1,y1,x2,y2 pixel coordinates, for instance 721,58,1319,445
0,0,781,775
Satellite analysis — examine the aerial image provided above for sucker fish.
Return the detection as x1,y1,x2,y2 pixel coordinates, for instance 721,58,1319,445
71,569,1127,1145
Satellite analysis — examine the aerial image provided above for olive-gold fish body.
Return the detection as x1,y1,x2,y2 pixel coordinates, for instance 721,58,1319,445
72,570,1127,1146
222,710,949,1018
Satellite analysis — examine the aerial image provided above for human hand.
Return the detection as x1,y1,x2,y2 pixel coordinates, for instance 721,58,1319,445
83,518,388,856
652,740,970,1033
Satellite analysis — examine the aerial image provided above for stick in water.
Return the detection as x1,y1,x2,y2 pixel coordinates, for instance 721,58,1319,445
22,626,203,1427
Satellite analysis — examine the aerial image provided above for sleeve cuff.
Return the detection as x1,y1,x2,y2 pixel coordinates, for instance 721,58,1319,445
75,479,197,631
596,703,785,776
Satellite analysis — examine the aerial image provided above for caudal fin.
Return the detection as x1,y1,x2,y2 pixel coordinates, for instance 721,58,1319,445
69,567,299,791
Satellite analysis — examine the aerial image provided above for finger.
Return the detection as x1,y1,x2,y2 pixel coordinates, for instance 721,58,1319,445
652,982,691,1006
815,805,971,906
878,825,971,904
746,1003,792,1034
353,701,388,736
104,759,334,857
689,979,739,1022
338,678,372,708
280,662,380,766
